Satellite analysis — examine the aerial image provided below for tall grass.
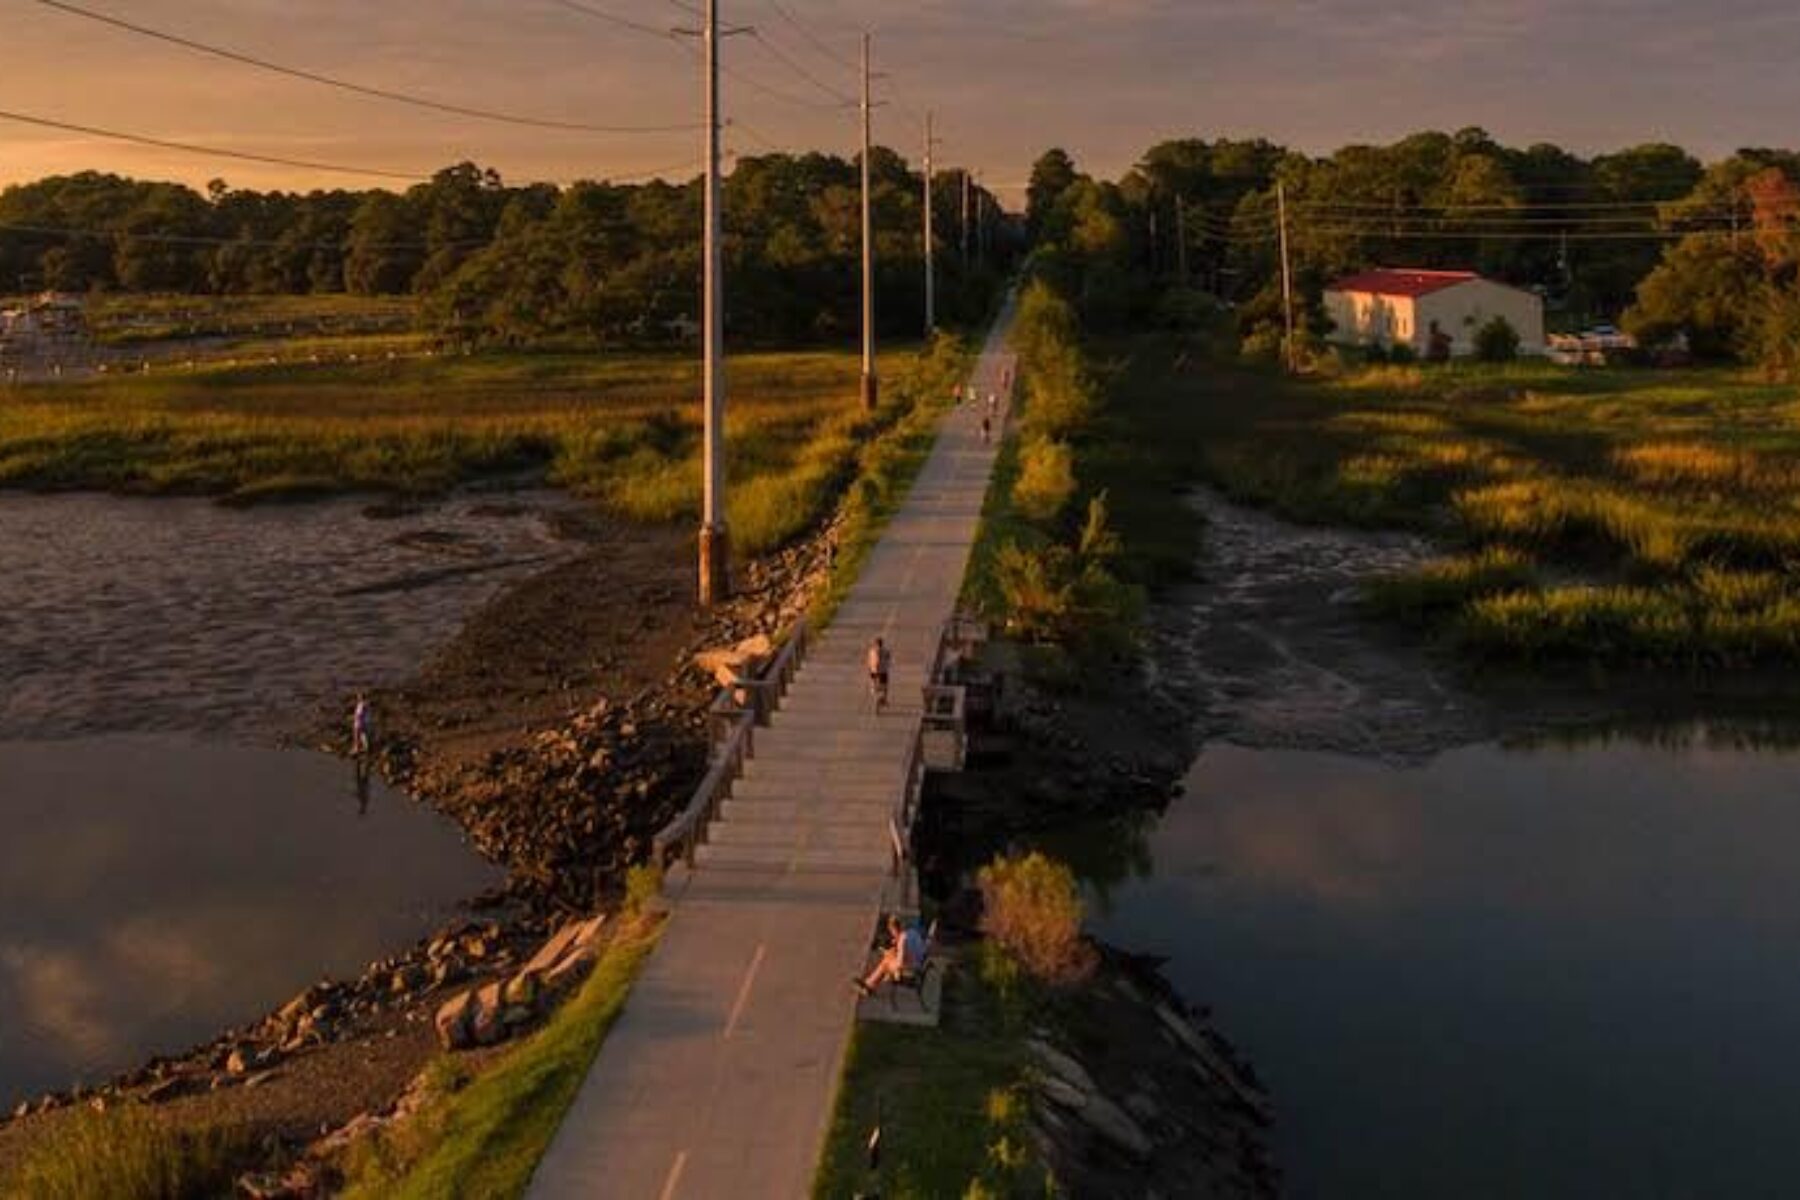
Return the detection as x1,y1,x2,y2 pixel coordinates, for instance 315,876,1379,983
1,1105,256,1200
1129,343,1800,667
0,344,946,555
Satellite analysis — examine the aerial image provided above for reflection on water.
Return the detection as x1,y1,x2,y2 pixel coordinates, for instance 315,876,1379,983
1083,738,1800,1200
0,736,500,1106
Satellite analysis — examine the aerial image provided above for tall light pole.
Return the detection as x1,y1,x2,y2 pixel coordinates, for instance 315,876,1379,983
858,31,878,410
960,168,970,268
698,0,728,603
922,110,936,336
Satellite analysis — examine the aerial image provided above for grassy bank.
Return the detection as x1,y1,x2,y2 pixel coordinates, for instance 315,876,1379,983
1132,343,1800,666
813,966,1040,1200
336,914,660,1200
0,343,939,555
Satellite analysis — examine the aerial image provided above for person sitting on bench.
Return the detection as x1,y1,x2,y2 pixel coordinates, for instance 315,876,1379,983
853,915,925,997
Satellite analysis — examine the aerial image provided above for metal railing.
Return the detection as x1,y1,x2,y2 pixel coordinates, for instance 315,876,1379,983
653,618,809,870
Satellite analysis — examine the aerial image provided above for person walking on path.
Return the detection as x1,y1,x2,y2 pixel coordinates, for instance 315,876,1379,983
350,692,374,758
865,636,891,712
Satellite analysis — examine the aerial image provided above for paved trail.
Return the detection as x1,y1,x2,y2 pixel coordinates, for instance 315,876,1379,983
528,304,1017,1199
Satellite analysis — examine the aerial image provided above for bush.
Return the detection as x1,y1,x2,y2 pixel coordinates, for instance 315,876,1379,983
624,862,663,915
3,1106,256,1200
1473,316,1521,362
990,541,1077,642
1011,437,1076,523
976,852,1095,986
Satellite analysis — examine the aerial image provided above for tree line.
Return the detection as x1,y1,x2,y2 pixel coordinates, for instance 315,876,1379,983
0,155,1016,345
1022,129,1800,369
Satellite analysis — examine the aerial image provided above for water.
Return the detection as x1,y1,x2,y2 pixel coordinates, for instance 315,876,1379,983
1086,738,1800,1198
0,735,500,1106
0,492,559,1105
1061,488,1800,1196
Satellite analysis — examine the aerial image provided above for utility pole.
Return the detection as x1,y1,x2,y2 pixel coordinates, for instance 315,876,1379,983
961,169,971,267
922,111,936,336
858,31,878,410
1277,180,1297,374
982,187,993,263
697,0,728,603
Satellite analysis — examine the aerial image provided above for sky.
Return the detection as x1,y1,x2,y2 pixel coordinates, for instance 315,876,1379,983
3,0,1799,203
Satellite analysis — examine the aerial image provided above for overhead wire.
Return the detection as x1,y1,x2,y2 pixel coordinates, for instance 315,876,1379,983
25,0,701,134
0,107,433,181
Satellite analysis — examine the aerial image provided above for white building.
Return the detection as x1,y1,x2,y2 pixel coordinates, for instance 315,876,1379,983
1324,268,1545,357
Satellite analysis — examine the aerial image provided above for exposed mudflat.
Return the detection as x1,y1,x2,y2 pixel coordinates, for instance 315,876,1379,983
0,490,583,741
1148,491,1499,759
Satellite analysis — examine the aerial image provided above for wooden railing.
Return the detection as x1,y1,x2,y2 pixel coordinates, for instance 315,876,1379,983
888,612,983,877
653,618,809,870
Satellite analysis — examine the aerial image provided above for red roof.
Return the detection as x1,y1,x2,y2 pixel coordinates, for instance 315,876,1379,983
1326,268,1478,298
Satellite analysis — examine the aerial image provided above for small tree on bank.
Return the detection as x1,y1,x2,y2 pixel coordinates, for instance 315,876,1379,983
977,852,1096,986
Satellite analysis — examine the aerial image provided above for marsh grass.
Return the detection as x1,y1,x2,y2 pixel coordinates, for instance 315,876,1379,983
0,344,939,556
1132,341,1800,665
1,1104,257,1200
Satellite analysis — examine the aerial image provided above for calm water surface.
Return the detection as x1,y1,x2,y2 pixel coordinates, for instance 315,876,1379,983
0,736,500,1106
0,493,553,1105
1083,737,1800,1199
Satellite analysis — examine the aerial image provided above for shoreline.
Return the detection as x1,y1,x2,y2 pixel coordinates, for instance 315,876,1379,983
0,491,840,1173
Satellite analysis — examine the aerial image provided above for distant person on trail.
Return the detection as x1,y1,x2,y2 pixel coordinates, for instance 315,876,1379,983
853,914,926,997
866,636,891,712
351,693,373,758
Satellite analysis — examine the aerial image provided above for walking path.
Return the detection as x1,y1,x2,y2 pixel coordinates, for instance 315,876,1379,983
527,303,1016,1199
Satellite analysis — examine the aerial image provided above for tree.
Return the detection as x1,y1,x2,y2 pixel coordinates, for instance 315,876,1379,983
1623,235,1761,358
1026,148,1078,240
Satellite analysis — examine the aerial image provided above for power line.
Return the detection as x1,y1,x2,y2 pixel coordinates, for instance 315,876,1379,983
0,107,431,181
26,0,700,134
762,0,859,72
1294,225,1750,241
745,29,855,105
546,0,683,40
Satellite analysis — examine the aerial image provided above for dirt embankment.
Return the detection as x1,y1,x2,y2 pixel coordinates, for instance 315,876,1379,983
0,507,839,1176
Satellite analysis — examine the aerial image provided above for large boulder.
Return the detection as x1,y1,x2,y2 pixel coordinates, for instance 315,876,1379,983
469,982,507,1046
693,634,775,688
434,990,477,1051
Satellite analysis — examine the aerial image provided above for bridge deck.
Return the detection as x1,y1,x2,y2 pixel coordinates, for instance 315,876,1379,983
527,305,1016,1199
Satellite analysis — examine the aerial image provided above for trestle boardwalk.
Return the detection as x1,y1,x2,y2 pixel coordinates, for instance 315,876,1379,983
528,305,1017,1199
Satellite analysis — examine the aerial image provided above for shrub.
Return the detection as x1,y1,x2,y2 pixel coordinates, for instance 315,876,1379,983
1473,315,1521,363
3,1106,256,1200
624,862,663,915
976,852,1095,986
1011,437,1076,523
990,541,1077,642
